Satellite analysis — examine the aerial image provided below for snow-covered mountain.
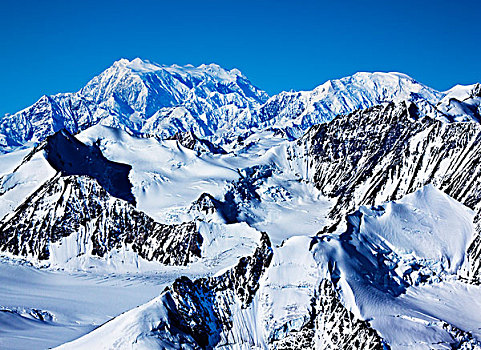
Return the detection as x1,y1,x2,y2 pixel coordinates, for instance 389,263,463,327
288,101,481,219
254,72,481,140
257,72,440,132
0,58,268,153
2,59,481,349
0,174,203,266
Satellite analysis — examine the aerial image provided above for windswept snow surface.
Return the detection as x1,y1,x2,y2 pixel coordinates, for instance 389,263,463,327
0,259,165,350
258,186,480,350
0,149,30,176
54,293,176,350
358,185,474,275
0,149,57,220
77,125,240,221
313,185,481,349
76,125,333,244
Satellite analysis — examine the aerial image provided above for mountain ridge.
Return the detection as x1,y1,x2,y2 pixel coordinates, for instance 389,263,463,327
1,58,480,154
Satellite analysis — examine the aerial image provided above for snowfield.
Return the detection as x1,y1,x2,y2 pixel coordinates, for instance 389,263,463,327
0,259,163,350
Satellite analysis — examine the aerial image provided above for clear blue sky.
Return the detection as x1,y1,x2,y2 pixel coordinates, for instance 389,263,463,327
1,0,480,115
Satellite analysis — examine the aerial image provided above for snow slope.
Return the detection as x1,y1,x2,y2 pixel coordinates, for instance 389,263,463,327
358,185,474,276
312,185,480,349
0,148,57,220
0,259,165,350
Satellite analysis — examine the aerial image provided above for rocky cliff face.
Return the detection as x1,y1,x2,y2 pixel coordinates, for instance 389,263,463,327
271,279,386,350
286,102,481,282
292,102,481,220
163,232,273,348
167,131,227,154
0,174,201,266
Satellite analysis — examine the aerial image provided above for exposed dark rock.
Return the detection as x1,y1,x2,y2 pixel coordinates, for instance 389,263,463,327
189,192,237,223
0,175,201,266
189,165,273,225
160,232,273,348
167,131,227,154
270,279,387,350
296,102,481,219
289,102,481,281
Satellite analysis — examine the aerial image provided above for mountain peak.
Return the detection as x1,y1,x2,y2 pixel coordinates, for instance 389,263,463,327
111,57,162,73
111,59,245,81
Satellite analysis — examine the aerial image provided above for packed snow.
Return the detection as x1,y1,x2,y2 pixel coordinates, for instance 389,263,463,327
0,149,56,220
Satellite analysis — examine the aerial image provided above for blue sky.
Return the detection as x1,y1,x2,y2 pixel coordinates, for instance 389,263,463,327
1,0,480,115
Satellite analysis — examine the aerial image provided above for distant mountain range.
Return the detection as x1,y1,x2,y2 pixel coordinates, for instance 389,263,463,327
1,58,480,153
